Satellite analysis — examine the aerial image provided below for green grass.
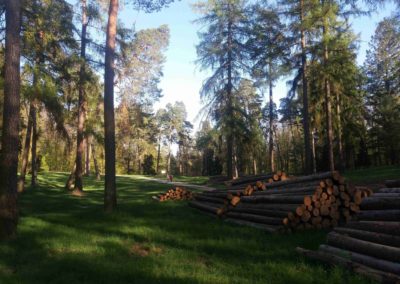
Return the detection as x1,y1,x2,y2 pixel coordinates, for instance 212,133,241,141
344,165,400,183
150,175,210,185
0,172,373,284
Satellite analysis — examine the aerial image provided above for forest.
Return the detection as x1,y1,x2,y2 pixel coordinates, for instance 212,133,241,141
0,0,400,283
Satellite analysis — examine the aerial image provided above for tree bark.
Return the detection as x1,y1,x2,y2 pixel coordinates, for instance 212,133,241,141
300,0,313,174
268,65,275,173
385,180,400,188
360,197,400,210
0,0,21,239
336,92,345,171
91,142,101,180
334,227,400,248
327,231,400,262
322,0,334,172
104,0,118,212
74,0,88,192
226,3,234,180
84,136,91,176
357,210,400,222
225,212,283,225
345,221,400,236
31,100,38,187
18,104,33,193
156,135,161,174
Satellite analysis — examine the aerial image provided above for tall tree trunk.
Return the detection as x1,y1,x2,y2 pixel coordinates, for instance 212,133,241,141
311,129,317,173
92,142,101,180
300,0,313,174
322,0,334,171
104,0,118,212
156,135,161,174
253,158,257,175
31,101,38,187
268,68,275,173
336,92,345,171
226,5,234,179
18,104,33,193
0,0,21,240
85,136,91,176
74,0,88,192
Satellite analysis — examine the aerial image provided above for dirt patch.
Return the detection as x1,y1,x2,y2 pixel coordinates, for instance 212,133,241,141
129,243,164,257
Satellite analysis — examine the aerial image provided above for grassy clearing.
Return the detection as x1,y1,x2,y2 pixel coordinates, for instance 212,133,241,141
150,175,210,185
344,165,400,184
0,172,372,284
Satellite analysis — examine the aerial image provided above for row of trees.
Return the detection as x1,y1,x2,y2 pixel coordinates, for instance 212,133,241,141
194,0,400,178
0,0,177,239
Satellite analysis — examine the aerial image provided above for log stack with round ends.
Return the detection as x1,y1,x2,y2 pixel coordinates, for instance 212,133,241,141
296,184,400,283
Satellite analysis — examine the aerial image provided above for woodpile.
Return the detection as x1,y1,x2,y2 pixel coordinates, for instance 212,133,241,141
225,171,289,187
153,187,194,202
296,186,400,283
189,171,372,233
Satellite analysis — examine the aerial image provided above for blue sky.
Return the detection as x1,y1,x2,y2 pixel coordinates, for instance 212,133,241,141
117,1,396,129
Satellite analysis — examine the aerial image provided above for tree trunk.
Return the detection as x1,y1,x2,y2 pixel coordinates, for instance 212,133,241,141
225,212,283,226
336,92,345,171
334,227,400,248
65,163,76,190
300,0,313,174
85,136,91,176
319,244,400,276
322,1,334,172
0,0,21,239
104,0,118,212
156,136,161,174
31,101,38,187
345,221,400,236
327,231,400,263
74,0,88,192
92,142,101,180
268,66,275,172
226,4,233,180
18,104,33,193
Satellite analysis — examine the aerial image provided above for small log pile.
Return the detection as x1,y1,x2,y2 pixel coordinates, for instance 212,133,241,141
189,171,372,233
153,187,194,202
296,185,400,283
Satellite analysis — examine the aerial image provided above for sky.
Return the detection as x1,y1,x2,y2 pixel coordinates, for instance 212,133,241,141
118,1,396,130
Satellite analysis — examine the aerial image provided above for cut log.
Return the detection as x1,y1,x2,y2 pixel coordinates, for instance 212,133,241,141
385,180,400,188
379,188,400,194
264,171,339,189
334,227,400,247
230,207,289,218
225,212,283,225
240,195,306,204
224,218,281,233
189,201,223,215
195,195,228,205
234,203,300,212
327,232,400,263
252,185,317,196
360,197,400,210
230,196,241,206
357,210,400,221
296,247,400,284
319,244,400,276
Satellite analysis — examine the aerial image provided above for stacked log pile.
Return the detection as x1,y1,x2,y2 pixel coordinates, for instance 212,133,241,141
153,187,194,202
189,171,372,233
225,171,288,187
296,186,400,283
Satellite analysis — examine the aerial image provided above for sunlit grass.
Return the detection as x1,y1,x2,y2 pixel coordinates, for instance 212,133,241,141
0,172,373,283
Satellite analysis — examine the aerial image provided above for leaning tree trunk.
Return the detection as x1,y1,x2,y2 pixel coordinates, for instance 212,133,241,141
0,0,21,240
18,104,33,193
104,0,118,212
74,0,88,192
300,0,313,174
